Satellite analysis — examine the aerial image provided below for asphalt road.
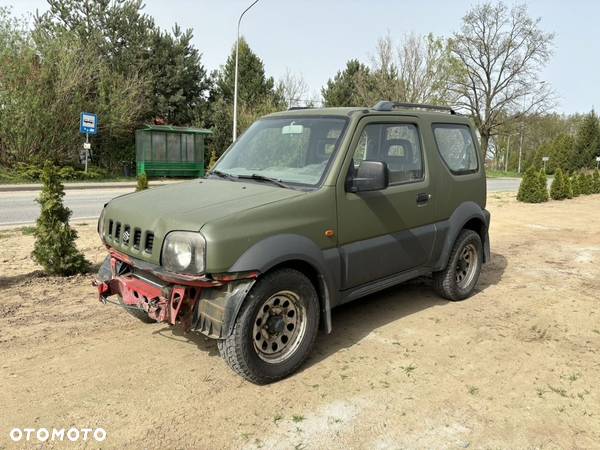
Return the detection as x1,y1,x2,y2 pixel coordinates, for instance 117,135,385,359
0,188,128,228
486,177,523,192
0,178,523,227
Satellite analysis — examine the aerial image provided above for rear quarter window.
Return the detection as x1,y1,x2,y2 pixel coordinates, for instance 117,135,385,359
432,124,478,174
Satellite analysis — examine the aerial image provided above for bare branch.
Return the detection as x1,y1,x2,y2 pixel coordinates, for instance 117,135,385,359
447,1,555,154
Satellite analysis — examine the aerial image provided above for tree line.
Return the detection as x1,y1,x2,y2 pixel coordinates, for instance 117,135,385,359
0,0,597,176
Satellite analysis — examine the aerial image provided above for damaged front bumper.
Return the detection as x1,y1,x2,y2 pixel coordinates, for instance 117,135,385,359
93,250,256,339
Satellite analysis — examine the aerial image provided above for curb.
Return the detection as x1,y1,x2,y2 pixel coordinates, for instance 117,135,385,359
0,181,181,192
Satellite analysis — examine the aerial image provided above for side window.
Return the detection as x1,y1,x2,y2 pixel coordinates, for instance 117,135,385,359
433,124,478,173
352,123,423,184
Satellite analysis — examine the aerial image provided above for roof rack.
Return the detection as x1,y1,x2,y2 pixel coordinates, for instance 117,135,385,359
372,100,457,115
287,106,313,111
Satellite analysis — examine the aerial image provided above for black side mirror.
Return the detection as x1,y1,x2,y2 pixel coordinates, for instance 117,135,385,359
349,160,389,192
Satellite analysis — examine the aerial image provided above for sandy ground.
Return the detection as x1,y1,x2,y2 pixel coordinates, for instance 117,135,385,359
0,193,599,449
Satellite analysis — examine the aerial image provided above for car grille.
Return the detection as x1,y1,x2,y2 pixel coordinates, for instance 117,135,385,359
106,219,155,255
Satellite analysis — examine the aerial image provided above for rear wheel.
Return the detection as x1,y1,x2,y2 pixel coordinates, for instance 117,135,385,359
217,268,320,384
433,229,483,301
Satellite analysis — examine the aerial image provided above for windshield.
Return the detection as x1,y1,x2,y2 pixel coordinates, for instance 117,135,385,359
214,117,347,187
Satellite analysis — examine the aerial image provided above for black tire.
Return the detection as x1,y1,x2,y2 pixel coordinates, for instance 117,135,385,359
118,295,156,323
217,268,320,384
433,229,483,301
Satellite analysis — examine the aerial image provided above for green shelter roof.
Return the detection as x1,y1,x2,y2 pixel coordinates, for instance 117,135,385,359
140,124,213,135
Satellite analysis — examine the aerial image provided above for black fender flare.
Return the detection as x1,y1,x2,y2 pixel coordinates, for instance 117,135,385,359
433,202,491,272
227,234,340,334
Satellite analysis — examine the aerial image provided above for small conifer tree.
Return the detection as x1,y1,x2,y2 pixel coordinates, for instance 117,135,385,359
579,172,592,195
32,163,90,275
570,172,581,197
550,168,569,200
517,167,548,203
564,172,574,198
208,149,219,171
136,173,149,191
593,169,600,194
537,170,549,202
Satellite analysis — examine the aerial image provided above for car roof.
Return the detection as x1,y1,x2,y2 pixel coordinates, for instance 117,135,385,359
264,106,471,123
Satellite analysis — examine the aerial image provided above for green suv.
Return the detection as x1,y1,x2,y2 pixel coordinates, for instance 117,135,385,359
95,101,490,384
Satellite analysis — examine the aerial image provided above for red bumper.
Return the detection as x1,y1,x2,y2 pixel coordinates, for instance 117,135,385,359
96,275,194,325
94,251,259,333
94,251,211,326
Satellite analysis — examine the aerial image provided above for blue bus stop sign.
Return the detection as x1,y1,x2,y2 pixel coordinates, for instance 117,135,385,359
80,112,98,135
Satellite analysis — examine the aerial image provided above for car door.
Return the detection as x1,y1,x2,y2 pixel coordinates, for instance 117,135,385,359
336,115,438,290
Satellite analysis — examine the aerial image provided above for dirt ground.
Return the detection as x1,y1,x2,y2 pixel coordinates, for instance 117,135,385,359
1,192,599,449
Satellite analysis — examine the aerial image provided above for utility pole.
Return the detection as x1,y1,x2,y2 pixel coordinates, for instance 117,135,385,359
232,0,261,142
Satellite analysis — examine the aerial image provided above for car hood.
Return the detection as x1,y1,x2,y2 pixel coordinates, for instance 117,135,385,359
102,178,304,264
107,178,303,229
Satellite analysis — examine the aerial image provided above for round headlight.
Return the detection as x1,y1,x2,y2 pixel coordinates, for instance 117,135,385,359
162,231,206,274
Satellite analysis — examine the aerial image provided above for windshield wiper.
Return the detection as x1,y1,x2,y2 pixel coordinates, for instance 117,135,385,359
237,173,291,189
209,169,237,180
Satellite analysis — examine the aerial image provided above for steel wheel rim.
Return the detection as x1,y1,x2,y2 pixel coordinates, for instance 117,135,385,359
455,243,478,288
252,290,307,364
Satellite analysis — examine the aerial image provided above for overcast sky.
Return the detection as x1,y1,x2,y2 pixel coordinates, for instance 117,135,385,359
4,0,599,114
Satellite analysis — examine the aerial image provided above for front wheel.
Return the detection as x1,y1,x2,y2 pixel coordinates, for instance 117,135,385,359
217,268,320,384
433,229,483,301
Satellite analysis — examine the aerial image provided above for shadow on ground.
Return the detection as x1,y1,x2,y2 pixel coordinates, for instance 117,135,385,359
0,270,45,289
306,251,507,370
152,252,508,370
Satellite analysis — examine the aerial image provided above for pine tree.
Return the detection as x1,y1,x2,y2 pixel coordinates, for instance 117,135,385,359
207,38,284,159
517,167,548,203
136,173,149,191
550,168,569,200
321,59,372,107
32,163,89,275
574,110,600,169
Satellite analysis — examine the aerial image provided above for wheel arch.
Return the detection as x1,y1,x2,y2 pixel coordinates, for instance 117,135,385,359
433,202,491,271
228,234,340,334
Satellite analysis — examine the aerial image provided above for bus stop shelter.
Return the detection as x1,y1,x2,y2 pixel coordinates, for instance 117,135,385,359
135,125,212,178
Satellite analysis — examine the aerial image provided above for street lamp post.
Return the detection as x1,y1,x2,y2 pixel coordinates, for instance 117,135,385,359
517,124,524,173
232,0,261,142
517,93,528,174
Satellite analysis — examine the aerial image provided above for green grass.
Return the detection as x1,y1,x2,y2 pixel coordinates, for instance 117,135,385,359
0,167,25,183
548,385,568,397
486,169,522,178
20,226,36,235
467,385,479,395
0,165,137,184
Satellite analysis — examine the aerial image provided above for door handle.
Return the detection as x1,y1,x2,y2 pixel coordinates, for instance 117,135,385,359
416,192,431,204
